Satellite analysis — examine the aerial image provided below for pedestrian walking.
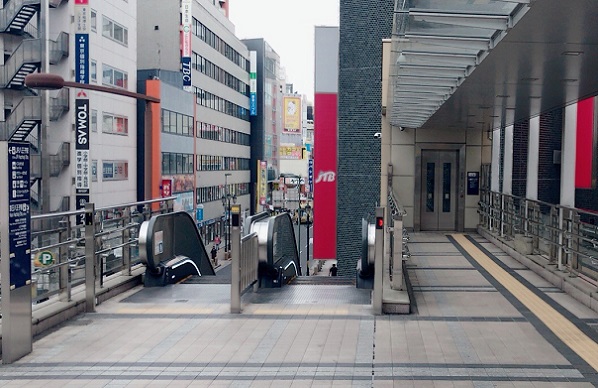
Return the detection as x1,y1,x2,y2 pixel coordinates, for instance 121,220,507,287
211,245,218,266
329,263,338,276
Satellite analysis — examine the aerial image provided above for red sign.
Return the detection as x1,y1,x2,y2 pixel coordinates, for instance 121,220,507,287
161,179,172,197
313,93,338,259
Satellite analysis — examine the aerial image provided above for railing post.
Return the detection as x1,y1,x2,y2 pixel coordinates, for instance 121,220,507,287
230,204,241,313
373,207,384,315
557,207,564,271
122,206,132,276
58,218,70,301
84,202,96,312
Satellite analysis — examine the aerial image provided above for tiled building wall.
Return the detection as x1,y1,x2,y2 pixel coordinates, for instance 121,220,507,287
538,109,563,205
512,121,529,198
337,0,394,276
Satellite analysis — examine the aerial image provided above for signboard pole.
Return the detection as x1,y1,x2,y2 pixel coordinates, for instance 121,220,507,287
0,141,33,363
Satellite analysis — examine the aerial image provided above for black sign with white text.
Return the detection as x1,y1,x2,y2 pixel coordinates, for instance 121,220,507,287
76,98,90,224
7,142,31,289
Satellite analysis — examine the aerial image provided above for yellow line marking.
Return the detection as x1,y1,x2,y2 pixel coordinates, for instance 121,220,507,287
452,234,598,372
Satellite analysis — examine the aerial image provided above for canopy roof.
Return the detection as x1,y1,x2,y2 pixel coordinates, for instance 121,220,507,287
390,0,598,132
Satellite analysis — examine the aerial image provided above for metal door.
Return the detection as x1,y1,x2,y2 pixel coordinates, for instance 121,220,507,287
420,150,458,230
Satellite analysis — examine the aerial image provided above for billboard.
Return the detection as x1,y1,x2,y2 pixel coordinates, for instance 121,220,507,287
313,93,337,259
279,145,303,160
250,51,257,115
181,0,192,92
283,96,301,133
257,160,267,208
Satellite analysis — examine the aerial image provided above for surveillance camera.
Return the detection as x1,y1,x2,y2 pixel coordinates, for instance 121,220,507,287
374,132,381,139
399,126,405,131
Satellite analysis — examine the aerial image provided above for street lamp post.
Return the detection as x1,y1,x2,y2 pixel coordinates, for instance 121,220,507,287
221,173,236,254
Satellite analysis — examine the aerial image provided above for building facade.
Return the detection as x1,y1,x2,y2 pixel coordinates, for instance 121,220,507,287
138,0,251,245
0,0,139,215
242,38,283,213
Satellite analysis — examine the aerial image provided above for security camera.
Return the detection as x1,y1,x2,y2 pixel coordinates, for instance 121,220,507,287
399,126,405,131
374,132,381,139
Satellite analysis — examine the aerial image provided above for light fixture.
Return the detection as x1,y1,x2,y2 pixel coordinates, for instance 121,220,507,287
396,52,407,64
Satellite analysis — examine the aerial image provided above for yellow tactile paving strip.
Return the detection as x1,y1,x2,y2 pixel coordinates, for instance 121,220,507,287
452,233,598,372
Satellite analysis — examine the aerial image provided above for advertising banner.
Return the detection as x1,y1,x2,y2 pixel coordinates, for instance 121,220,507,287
75,0,89,84
257,160,267,207
279,145,303,160
313,93,338,259
283,96,301,133
250,51,257,115
75,97,90,225
181,0,192,92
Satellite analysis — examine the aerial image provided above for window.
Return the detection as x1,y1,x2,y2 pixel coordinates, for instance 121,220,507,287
102,16,128,46
102,64,128,88
91,10,97,32
102,161,128,181
90,60,97,82
91,109,97,132
102,113,128,135
91,160,98,182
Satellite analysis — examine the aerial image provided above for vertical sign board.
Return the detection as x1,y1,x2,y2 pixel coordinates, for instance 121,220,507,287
1,141,33,362
75,97,90,225
75,0,89,84
309,158,314,186
7,143,31,288
181,0,192,92
250,51,257,116
283,96,302,133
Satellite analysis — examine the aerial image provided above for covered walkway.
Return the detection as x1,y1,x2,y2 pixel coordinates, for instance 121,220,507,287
2,232,597,387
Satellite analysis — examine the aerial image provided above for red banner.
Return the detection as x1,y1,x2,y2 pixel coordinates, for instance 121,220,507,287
313,93,337,259
576,97,595,189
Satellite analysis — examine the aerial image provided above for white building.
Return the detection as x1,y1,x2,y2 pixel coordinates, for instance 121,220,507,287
0,0,138,214
137,0,251,244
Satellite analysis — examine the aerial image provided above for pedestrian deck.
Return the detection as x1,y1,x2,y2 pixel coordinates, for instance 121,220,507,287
1,232,598,387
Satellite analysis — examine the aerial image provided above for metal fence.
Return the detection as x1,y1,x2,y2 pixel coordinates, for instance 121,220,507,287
1,197,174,315
478,190,598,285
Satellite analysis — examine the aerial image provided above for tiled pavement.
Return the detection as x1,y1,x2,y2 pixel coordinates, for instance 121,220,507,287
1,232,598,387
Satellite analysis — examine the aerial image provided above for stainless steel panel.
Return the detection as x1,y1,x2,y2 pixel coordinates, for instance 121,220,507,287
420,150,458,230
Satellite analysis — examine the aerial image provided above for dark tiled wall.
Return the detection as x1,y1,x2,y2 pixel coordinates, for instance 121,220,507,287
337,0,393,276
512,121,529,198
538,110,563,205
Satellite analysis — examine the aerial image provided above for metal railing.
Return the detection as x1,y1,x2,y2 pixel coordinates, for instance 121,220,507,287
478,190,598,285
0,197,175,316
239,232,259,293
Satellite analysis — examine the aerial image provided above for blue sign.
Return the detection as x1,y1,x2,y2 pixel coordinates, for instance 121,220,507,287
181,57,192,91
308,159,314,188
7,142,31,289
196,206,204,222
250,93,257,116
75,33,89,84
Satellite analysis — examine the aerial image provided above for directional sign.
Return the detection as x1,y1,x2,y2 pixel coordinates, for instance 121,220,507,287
35,251,54,267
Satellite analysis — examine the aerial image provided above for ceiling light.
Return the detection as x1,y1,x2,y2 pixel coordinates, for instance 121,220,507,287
561,51,584,56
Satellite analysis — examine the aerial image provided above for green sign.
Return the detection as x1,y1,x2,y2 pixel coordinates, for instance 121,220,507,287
38,251,54,266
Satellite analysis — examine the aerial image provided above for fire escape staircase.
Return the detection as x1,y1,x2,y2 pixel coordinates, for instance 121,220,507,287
0,32,69,141
0,0,40,34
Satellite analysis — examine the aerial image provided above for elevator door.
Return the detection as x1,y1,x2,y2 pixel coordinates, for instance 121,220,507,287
420,150,458,231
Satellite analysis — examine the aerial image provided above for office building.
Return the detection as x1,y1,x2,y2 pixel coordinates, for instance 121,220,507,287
138,0,251,244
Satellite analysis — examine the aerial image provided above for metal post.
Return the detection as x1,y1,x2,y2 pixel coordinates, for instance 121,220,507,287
373,207,384,314
85,202,96,312
122,206,131,276
557,207,564,271
306,208,310,276
230,205,241,313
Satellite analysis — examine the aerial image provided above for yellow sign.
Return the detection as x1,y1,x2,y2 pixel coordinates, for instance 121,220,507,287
283,96,301,133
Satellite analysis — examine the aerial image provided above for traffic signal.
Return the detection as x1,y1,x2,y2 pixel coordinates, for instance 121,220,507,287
375,216,384,229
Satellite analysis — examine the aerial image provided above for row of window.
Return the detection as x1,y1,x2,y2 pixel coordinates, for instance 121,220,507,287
89,110,129,135
90,11,129,47
192,18,248,70
162,109,194,137
162,152,250,175
89,61,129,89
196,121,250,146
90,160,129,181
193,87,249,121
162,153,194,175
197,155,250,172
196,182,250,205
192,52,248,96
